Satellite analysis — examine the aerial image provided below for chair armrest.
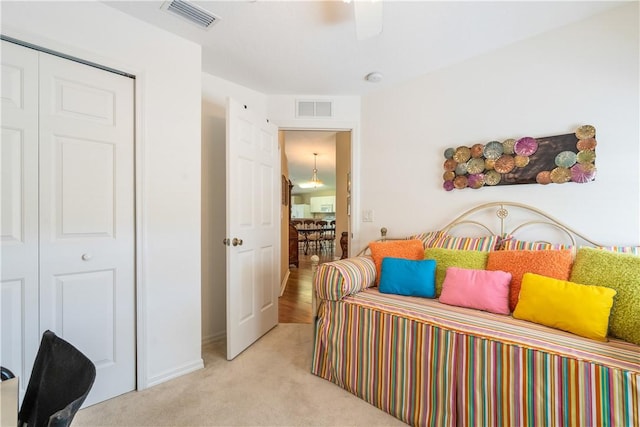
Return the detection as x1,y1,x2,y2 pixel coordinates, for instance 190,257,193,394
1,366,15,380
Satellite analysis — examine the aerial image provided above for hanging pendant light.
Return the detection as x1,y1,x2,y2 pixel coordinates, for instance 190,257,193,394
298,153,324,189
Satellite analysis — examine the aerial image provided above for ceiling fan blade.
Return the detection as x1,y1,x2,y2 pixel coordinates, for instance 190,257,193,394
354,1,383,40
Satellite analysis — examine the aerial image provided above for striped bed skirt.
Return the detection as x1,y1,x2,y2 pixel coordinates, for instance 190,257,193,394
312,289,640,427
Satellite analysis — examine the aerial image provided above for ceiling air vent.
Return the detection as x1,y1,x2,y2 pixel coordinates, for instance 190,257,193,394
161,0,220,30
296,100,333,118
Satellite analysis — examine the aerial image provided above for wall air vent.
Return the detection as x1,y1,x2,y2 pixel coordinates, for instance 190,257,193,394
296,100,333,118
161,0,221,30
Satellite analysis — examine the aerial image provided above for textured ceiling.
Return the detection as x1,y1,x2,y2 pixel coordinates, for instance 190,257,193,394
105,1,626,196
107,1,624,96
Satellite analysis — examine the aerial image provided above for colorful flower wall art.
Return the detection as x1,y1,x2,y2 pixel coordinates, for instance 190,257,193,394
442,125,597,191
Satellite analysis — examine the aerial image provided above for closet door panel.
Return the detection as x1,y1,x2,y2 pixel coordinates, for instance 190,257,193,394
52,270,115,365
57,135,115,237
0,41,40,397
1,128,29,242
38,52,135,405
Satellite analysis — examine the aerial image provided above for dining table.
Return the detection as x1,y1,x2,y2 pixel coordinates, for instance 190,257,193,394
296,227,335,255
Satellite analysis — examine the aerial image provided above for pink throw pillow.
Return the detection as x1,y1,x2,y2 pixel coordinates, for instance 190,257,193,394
439,267,512,315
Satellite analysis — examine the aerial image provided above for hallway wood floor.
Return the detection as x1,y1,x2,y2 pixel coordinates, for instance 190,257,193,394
278,251,336,324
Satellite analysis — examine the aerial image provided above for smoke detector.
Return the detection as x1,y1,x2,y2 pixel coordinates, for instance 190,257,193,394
365,72,383,83
161,0,221,30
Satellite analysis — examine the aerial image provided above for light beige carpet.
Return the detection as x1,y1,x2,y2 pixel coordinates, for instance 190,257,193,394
74,323,406,426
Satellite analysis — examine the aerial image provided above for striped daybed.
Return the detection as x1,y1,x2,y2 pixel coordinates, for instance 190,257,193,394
311,202,640,427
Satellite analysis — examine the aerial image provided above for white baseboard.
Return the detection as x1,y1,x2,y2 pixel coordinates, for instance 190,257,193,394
279,269,290,297
146,358,204,388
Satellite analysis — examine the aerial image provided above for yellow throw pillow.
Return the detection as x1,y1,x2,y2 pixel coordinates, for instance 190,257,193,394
513,273,616,341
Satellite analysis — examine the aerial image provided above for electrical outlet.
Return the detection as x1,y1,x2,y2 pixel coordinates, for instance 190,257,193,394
363,209,374,222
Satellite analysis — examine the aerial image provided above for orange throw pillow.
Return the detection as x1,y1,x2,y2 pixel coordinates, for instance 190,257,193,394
369,240,425,285
486,249,573,312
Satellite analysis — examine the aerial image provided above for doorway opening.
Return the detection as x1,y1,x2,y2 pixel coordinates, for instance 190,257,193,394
279,130,352,324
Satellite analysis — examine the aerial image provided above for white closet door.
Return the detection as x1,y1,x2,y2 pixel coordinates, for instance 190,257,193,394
38,52,135,405
1,40,40,398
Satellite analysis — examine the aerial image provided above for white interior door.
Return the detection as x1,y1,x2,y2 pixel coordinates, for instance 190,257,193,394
1,40,41,399
226,98,279,360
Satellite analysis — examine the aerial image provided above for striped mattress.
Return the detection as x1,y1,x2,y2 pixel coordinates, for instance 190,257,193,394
312,287,640,427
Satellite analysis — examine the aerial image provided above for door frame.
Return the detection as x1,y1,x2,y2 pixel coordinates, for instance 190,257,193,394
277,121,360,259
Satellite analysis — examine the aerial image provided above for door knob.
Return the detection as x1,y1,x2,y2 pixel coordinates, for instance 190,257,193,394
222,238,230,246
232,238,243,247
81,253,92,261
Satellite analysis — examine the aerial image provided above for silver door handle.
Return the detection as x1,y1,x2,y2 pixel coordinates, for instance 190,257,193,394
81,253,92,261
222,238,230,246
232,238,243,247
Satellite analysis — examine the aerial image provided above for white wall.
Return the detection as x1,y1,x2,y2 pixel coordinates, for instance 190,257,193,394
201,99,226,344
2,1,204,388
280,132,290,286
358,3,639,250
269,95,361,126
201,72,269,342
203,72,269,118
336,131,352,257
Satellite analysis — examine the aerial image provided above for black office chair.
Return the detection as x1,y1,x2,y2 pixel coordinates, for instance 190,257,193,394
18,330,96,427
1,365,15,380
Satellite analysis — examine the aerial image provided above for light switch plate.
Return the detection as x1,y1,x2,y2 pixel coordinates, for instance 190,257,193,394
363,209,374,222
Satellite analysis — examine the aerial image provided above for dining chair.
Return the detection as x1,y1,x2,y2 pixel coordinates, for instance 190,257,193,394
298,219,316,253
18,330,96,427
313,220,328,252
325,220,337,252
292,220,306,252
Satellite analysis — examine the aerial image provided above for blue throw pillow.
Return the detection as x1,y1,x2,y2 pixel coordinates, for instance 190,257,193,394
379,257,436,298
